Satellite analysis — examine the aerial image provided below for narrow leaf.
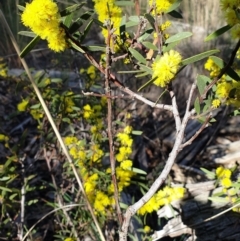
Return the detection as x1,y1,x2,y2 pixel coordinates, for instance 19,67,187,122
131,167,147,175
142,41,158,50
80,19,93,42
17,5,25,12
182,49,220,65
138,76,157,91
125,21,139,28
166,0,181,12
132,130,143,135
135,72,149,78
80,11,94,21
165,32,192,44
197,75,210,95
18,31,36,38
138,28,154,42
162,41,180,53
0,186,12,192
60,3,85,17
128,47,146,64
138,64,153,75
167,10,183,19
20,35,40,58
68,39,85,53
144,13,155,29
115,1,134,6
205,25,232,42
194,97,200,115
63,13,73,28
85,45,105,52
69,18,83,34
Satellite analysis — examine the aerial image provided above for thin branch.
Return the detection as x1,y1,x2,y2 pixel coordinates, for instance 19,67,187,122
105,22,123,225
180,114,211,149
169,89,181,133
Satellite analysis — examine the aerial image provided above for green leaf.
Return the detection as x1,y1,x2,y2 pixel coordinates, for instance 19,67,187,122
128,16,141,22
166,0,181,12
210,56,240,81
60,3,85,17
69,39,85,53
200,168,216,179
138,76,157,91
9,193,18,200
132,130,143,135
80,11,94,21
18,31,36,38
144,13,155,29
118,70,143,74
85,45,105,52
20,35,40,58
17,5,25,12
208,197,229,203
68,18,83,34
141,41,158,50
125,21,139,28
182,49,220,66
120,202,129,209
51,78,63,83
0,177,11,181
138,28,154,42
115,1,134,6
205,25,232,42
135,72,149,78
138,64,153,75
0,186,12,192
128,47,146,64
165,32,192,44
131,167,147,175
194,97,200,115
167,10,183,18
162,41,180,53
63,13,73,28
197,75,210,95
79,19,93,42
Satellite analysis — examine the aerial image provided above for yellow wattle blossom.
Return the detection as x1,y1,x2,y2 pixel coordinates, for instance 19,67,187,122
204,58,221,78
149,0,176,15
215,80,240,107
160,21,172,31
143,225,151,233
17,99,29,112
94,191,111,213
212,99,221,108
120,160,133,170
0,58,8,77
21,0,67,52
216,166,232,179
138,186,185,215
0,134,9,142
93,0,122,50
152,50,182,88
220,177,232,188
30,109,43,120
138,195,159,215
220,0,240,39
64,136,78,146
